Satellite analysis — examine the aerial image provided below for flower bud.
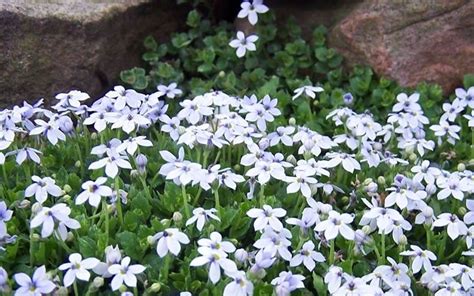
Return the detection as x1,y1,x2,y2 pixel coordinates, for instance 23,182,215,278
233,164,241,171
31,202,43,215
288,117,296,126
66,232,74,242
341,196,349,203
75,160,81,168
363,178,373,186
31,233,41,241
160,219,170,226
373,142,383,151
119,284,127,293
63,184,72,193
62,194,71,202
234,248,248,263
149,283,161,292
136,154,148,174
343,93,354,105
377,176,386,186
130,169,140,179
408,153,417,162
218,71,225,78
457,163,466,172
90,132,98,140
398,234,407,246
469,159,474,166
18,199,31,209
365,182,378,194
312,100,319,106
422,206,434,218
208,224,215,232
178,126,186,135
286,155,297,166
147,236,156,246
172,212,183,223
362,225,372,235
458,207,467,216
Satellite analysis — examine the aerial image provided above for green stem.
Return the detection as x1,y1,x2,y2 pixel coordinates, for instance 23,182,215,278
192,187,203,207
259,184,265,207
380,234,386,265
115,178,123,228
328,239,335,265
214,187,221,216
73,281,79,296
29,230,35,267
372,240,382,264
181,185,191,220
103,200,109,247
438,232,448,263
140,175,153,200
425,225,432,250
2,165,8,186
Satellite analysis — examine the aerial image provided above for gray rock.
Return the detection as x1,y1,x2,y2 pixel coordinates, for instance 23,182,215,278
0,0,187,106
328,0,474,93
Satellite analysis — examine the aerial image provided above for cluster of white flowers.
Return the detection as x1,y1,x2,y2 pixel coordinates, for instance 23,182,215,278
0,51,473,294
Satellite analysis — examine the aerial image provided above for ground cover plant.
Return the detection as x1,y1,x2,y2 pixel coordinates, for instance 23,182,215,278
0,1,474,295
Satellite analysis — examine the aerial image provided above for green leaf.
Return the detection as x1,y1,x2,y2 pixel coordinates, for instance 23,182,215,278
312,273,327,296
117,231,145,260
186,10,201,28
143,35,157,51
79,237,97,258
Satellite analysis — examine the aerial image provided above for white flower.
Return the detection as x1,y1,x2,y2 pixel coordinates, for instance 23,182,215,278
83,110,118,133
88,151,132,178
292,85,324,100
440,99,463,122
14,266,55,296
411,160,441,185
223,271,253,296
247,205,286,231
58,253,99,287
197,232,236,257
314,210,354,240
271,271,305,296
334,277,371,296
430,120,460,145
289,241,325,271
432,213,468,240
253,227,292,261
108,257,146,291
434,281,463,296
285,171,318,198
436,174,470,201
185,208,220,231
400,245,437,274
237,0,269,25
156,83,183,99
324,266,344,293
445,263,474,291
177,96,213,124
268,126,295,146
93,245,122,278
75,177,113,208
10,147,42,165
111,110,150,134
30,203,80,239
455,86,474,108
465,200,474,225
325,152,360,173
24,176,63,204
229,31,258,58
219,170,245,190
392,92,421,112
55,90,90,108
151,228,190,257
105,86,144,110
29,118,66,145
190,249,238,284
116,136,153,156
